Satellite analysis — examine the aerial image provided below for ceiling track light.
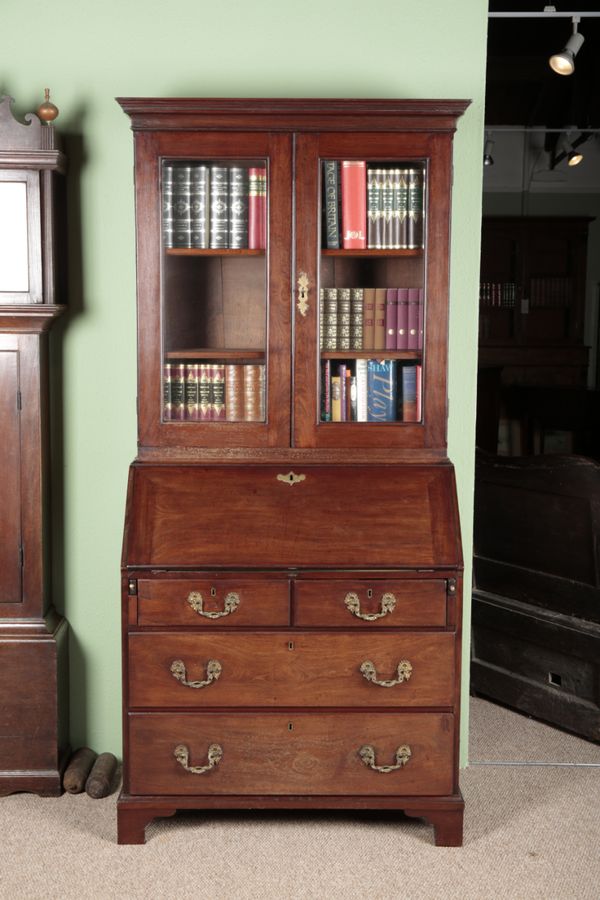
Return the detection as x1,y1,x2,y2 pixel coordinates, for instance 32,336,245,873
549,15,584,75
483,136,495,167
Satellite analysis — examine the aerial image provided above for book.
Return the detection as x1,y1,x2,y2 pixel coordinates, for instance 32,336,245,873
163,362,173,420
321,359,331,422
211,364,226,420
171,362,186,420
349,375,357,421
198,364,212,420
225,364,244,421
209,166,229,249
367,167,381,249
185,363,199,421
228,167,249,249
407,288,420,350
401,364,419,422
355,358,368,422
190,165,209,249
363,288,375,350
374,288,387,350
396,168,409,249
331,376,342,422
337,288,351,351
417,288,424,350
338,364,347,422
161,164,174,248
396,288,409,350
341,160,366,249
385,289,398,350
172,164,192,248
390,168,401,249
323,288,338,350
323,161,340,249
243,364,264,421
319,288,325,350
407,167,424,249
259,167,267,250
350,287,364,350
248,167,262,250
367,359,398,421
382,169,394,249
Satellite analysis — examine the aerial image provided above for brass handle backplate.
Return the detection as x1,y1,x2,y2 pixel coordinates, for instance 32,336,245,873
170,658,222,689
276,471,306,486
297,271,309,317
360,659,413,687
187,590,240,619
174,743,223,775
358,744,412,773
345,591,397,621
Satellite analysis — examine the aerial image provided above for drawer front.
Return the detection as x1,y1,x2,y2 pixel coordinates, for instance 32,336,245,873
137,579,290,627
294,580,447,627
128,711,455,796
128,632,455,708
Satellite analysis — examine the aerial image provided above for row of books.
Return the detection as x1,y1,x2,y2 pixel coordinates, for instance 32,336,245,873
321,359,422,423
479,282,519,308
529,276,573,308
162,162,267,250
163,362,266,422
320,287,424,352
323,161,425,251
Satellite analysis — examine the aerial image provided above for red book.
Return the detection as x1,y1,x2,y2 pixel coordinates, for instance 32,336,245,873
341,161,367,249
417,288,424,350
416,364,422,421
407,288,420,351
248,167,262,250
259,168,267,250
385,289,398,350
396,288,409,350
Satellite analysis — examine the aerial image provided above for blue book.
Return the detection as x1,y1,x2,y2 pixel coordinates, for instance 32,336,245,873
367,359,397,421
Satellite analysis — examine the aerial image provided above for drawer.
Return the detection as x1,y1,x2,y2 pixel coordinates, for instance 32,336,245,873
128,711,455,796
294,580,447,627
137,578,290,627
128,632,455,707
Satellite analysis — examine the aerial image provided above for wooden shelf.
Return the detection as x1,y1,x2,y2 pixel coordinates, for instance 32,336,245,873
166,249,264,257
165,348,265,360
322,350,421,360
321,249,422,257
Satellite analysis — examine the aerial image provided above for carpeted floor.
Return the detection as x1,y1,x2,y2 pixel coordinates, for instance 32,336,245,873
1,698,599,900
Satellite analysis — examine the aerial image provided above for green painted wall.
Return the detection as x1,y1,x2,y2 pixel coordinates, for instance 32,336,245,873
3,0,487,763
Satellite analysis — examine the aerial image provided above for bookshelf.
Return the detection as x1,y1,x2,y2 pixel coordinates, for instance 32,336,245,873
117,98,469,845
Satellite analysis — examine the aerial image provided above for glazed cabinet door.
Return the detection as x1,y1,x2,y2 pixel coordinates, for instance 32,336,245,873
293,132,452,450
134,131,292,449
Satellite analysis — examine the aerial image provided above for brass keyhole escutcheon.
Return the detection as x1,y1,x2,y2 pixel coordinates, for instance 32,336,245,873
288,641,295,650
210,587,217,597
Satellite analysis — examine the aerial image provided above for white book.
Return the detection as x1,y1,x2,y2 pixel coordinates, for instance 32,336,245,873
356,358,368,422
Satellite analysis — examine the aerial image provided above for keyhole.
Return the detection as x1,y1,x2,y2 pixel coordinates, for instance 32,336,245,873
210,587,217,597
367,588,373,599
288,474,294,483
288,641,295,650
288,723,294,731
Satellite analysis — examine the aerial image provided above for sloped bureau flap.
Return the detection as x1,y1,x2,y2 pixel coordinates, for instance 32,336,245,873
123,464,462,570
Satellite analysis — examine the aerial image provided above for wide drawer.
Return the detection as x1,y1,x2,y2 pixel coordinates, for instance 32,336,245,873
137,578,290,627
128,632,455,708
294,579,447,627
128,711,455,796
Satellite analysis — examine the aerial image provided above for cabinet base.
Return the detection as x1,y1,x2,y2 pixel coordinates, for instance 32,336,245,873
117,792,464,846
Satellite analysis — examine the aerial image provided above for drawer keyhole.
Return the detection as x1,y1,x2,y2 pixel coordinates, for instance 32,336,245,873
288,723,294,731
367,588,373,599
210,587,217,597
288,641,295,651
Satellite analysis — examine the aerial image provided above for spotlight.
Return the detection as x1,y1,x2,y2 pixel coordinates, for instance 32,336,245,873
483,138,494,167
549,16,584,75
567,148,583,166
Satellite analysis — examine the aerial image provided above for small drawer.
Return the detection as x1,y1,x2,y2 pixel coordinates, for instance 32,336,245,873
137,578,290,627
294,580,447,628
128,631,455,708
128,711,455,796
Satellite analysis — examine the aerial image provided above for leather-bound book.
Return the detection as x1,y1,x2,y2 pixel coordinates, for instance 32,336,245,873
382,169,394,249
243,364,262,421
374,288,387,350
367,359,398,422
259,168,267,250
396,168,409,249
341,160,366,249
323,161,340,249
211,364,226,420
350,287,364,350
171,362,186,420
337,288,351,351
367,167,381,249
248,167,261,250
320,359,331,422
185,363,199,421
396,288,409,350
319,288,325,350
172,163,192,248
407,167,424,249
401,364,419,422
190,165,210,249
417,288,424,350
385,289,398,350
363,288,375,350
209,166,229,249
323,288,338,350
198,363,212,421
331,375,342,422
407,287,420,350
225,364,244,421
416,363,423,421
229,166,249,249
161,163,174,248
163,362,173,420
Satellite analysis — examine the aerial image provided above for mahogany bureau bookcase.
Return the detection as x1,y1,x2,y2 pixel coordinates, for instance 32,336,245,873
116,98,469,845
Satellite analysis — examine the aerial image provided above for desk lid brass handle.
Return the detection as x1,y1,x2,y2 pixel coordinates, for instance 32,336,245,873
170,658,222,689
174,743,223,775
358,744,412,773
359,659,413,687
345,591,397,621
187,590,240,619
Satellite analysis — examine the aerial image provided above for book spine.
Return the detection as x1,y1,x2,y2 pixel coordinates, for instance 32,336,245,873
374,288,387,351
259,364,266,421
323,288,338,350
407,167,424,249
363,288,375,351
248,167,261,250
349,375,357,421
382,169,394,250
341,160,367,249
185,363,199,421
243,364,264,421
390,168,401,249
198,364,212,421
367,167,378,249
402,364,418,422
163,362,173,420
323,161,340,249
225,364,244,421
210,166,229,249
350,287,364,350
260,168,267,250
161,164,174,249
172,164,192,249
319,288,325,351
355,359,368,422
331,376,342,422
338,363,347,422
385,288,398,350
171,362,186,420
321,359,331,422
417,287,424,351
367,359,398,422
337,288,351,351
211,363,226,420
228,166,249,249
190,165,210,249
397,288,409,350
407,288,420,350
416,363,422,421
396,168,409,249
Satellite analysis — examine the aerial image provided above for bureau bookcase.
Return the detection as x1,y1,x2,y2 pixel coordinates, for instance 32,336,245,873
117,98,469,845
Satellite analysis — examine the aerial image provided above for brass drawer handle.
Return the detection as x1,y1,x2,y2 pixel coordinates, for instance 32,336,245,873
170,658,222,689
187,590,240,619
358,744,412,773
174,743,223,775
344,591,397,621
359,658,413,687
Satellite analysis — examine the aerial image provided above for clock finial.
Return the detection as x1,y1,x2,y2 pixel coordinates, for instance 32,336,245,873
37,88,59,123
